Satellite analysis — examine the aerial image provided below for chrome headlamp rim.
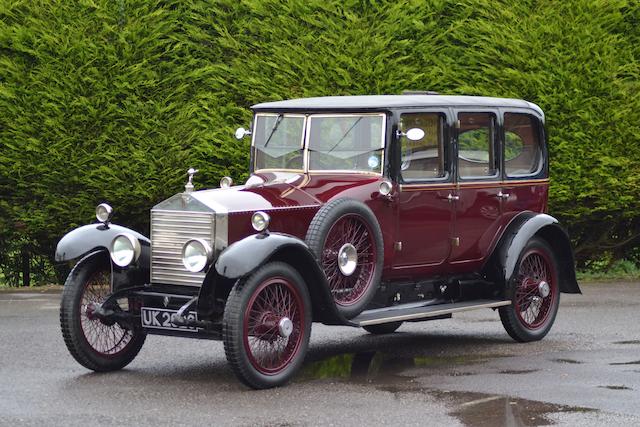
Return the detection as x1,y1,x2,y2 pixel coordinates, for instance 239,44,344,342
181,238,214,273
110,233,141,267
251,211,270,232
96,203,114,224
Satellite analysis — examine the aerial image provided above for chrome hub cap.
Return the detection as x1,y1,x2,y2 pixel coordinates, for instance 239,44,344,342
337,243,358,276
278,317,293,338
538,281,550,298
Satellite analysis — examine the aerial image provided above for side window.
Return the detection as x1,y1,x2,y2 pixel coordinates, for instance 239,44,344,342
504,113,543,177
399,113,446,181
458,112,497,178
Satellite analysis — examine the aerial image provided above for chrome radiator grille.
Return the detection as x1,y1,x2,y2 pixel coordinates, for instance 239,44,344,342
151,210,214,286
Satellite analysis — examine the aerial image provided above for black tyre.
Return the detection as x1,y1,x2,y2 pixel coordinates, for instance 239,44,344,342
363,321,402,335
223,262,312,389
60,252,146,371
306,198,384,319
499,237,560,342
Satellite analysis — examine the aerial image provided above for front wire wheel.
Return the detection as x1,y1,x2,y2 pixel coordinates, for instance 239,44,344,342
499,238,560,342
60,252,145,371
223,262,311,389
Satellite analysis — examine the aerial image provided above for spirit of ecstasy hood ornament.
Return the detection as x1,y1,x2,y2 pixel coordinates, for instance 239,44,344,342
184,168,198,193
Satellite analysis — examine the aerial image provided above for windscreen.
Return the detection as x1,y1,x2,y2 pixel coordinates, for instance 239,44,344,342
307,115,384,173
253,114,305,171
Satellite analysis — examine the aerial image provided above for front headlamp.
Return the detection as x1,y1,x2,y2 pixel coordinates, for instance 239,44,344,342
110,233,141,267
182,239,213,272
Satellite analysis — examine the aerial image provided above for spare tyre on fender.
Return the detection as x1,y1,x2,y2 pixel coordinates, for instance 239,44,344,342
305,198,384,319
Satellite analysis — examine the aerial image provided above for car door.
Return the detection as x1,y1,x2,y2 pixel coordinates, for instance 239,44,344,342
449,110,503,271
393,110,454,274
501,110,549,220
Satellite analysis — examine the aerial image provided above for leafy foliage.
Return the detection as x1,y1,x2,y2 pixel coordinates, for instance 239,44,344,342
0,0,639,284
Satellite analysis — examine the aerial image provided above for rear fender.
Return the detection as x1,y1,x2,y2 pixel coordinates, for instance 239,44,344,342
56,223,150,291
486,212,580,294
200,232,352,325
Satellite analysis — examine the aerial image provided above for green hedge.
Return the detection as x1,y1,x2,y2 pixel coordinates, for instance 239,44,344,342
1,0,639,284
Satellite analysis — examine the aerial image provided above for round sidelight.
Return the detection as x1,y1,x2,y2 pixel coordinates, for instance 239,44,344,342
182,239,213,272
220,176,234,189
110,233,141,267
251,211,270,232
96,203,114,224
379,180,393,196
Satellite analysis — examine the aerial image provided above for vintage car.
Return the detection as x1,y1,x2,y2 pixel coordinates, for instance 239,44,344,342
56,94,581,389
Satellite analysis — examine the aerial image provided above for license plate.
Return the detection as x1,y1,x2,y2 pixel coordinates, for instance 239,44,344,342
141,307,198,332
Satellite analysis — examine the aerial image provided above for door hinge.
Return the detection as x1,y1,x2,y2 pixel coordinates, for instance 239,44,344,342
451,237,460,247
394,241,403,251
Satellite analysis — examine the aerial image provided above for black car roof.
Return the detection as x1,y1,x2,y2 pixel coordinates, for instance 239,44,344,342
251,95,544,118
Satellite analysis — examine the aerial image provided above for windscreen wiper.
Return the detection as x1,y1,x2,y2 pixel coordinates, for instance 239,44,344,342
263,114,284,148
328,117,363,153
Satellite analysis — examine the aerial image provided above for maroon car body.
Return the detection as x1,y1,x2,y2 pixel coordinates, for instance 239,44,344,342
56,94,580,389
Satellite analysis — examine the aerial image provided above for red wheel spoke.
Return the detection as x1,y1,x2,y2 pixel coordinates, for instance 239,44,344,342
243,277,305,375
320,214,377,306
514,252,556,330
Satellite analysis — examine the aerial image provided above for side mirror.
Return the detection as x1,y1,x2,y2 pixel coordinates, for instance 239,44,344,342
396,127,425,141
235,127,252,140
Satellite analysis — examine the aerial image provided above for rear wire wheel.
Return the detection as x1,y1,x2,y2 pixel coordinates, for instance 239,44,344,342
223,262,311,389
499,238,560,342
60,252,146,371
306,198,384,319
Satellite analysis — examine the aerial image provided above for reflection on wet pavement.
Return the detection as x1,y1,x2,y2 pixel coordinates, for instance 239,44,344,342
300,351,595,426
440,391,595,427
499,369,539,375
609,360,640,365
300,351,501,383
598,385,632,390
552,358,583,364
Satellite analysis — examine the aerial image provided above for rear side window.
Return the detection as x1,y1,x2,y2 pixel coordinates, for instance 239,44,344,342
504,113,543,177
458,112,497,178
399,113,446,181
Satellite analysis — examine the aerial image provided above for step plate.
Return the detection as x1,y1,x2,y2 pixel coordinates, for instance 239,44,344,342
354,299,511,326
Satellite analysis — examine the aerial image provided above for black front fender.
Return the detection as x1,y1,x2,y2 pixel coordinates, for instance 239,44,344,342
56,223,150,291
56,223,150,262
211,232,351,325
487,212,580,294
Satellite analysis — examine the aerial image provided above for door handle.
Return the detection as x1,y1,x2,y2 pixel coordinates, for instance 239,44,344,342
441,193,459,202
495,191,510,200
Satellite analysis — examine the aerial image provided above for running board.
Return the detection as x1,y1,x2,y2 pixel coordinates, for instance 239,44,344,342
353,299,511,326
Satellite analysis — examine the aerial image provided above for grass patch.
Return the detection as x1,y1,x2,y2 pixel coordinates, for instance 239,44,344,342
577,259,640,282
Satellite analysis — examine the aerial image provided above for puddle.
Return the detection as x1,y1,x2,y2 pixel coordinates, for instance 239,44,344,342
609,360,640,366
598,385,632,390
300,351,501,382
613,340,640,345
552,358,583,364
436,391,596,426
499,369,539,375
300,351,596,426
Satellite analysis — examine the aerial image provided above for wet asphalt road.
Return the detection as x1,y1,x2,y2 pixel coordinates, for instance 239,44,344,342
0,282,639,426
